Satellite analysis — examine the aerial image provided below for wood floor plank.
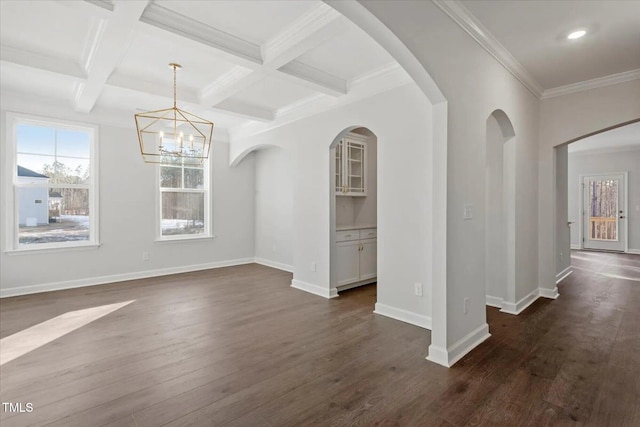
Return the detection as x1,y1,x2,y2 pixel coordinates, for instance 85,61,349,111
1,252,639,426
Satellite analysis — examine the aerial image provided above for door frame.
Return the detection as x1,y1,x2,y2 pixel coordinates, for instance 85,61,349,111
578,171,628,252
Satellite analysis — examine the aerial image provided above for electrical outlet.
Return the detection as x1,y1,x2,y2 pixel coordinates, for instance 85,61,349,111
311,262,317,272
414,282,423,297
463,297,470,314
142,251,150,261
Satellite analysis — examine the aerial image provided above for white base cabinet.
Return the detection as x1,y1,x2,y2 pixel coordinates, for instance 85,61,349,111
335,228,377,290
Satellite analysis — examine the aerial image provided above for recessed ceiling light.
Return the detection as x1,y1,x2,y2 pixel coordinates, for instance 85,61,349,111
567,30,586,40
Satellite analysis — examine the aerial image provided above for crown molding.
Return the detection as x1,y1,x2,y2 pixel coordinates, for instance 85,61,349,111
432,0,543,98
541,69,640,99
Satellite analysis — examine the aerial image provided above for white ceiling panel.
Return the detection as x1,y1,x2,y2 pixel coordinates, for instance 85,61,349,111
296,25,396,81
156,0,318,45
112,30,240,93
0,1,93,63
0,62,77,102
230,76,319,112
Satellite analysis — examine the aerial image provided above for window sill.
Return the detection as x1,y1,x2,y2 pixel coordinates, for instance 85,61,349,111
5,243,102,256
154,235,216,244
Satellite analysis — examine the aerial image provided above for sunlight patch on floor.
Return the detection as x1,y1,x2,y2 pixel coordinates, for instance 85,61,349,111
0,300,134,366
600,273,640,282
571,264,639,282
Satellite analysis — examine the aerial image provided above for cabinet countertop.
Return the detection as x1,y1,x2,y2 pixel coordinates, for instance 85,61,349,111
336,224,377,232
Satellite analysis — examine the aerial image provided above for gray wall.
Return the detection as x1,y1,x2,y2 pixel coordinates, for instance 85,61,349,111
1,109,256,295
568,148,640,252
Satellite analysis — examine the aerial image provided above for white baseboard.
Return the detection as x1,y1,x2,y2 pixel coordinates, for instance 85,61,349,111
426,323,491,367
500,288,539,315
485,295,503,308
628,248,640,255
571,244,581,250
555,266,573,284
254,257,293,273
373,303,432,330
290,279,338,299
0,258,256,298
539,286,559,299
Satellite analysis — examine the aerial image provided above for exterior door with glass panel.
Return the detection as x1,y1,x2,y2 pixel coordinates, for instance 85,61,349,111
582,174,625,251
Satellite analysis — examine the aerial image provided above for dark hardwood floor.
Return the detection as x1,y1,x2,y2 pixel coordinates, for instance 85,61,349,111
1,251,638,426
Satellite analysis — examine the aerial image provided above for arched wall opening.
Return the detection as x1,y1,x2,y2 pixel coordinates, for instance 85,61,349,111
328,126,378,299
230,1,449,367
553,118,640,285
485,110,517,313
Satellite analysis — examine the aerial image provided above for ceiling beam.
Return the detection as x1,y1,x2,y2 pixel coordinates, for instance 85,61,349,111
196,2,348,108
261,3,346,69
74,0,149,113
199,66,263,107
139,3,262,68
54,0,113,18
213,99,274,122
275,61,346,96
107,73,273,122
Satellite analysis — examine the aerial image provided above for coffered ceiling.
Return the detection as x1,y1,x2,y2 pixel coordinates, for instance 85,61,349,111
0,0,406,139
1,1,639,139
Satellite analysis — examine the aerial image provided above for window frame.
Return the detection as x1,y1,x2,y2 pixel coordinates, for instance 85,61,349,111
4,112,99,253
156,157,212,242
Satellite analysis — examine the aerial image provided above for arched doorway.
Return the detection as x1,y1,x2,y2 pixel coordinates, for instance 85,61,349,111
329,126,378,298
485,109,518,313
554,118,640,284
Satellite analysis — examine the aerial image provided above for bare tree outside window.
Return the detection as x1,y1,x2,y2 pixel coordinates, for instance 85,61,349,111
589,179,618,241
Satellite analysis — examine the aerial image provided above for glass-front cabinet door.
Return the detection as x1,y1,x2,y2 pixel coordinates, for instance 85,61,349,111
335,133,367,196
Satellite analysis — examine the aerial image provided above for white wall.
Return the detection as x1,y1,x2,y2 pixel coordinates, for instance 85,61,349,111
352,1,541,363
1,108,256,296
555,145,571,277
485,114,507,302
568,148,640,252
539,79,640,285
234,83,433,323
254,146,293,270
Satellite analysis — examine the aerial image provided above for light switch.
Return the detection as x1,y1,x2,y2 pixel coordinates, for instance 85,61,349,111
463,204,473,220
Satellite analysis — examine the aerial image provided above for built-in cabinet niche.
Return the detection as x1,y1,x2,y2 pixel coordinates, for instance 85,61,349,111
332,129,377,292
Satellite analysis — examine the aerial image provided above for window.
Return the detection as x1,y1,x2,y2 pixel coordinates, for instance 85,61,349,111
158,157,210,239
6,113,98,251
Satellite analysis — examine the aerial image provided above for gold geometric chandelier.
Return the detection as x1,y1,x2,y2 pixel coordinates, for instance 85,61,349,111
135,63,213,165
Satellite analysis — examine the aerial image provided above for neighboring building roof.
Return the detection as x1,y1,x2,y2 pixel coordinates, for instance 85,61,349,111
17,165,49,179
49,191,63,198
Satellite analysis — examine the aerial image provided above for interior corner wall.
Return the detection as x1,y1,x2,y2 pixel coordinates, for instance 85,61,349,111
555,145,571,277
359,1,540,353
539,79,640,292
0,108,256,296
254,146,293,270
568,148,640,252
234,83,434,322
